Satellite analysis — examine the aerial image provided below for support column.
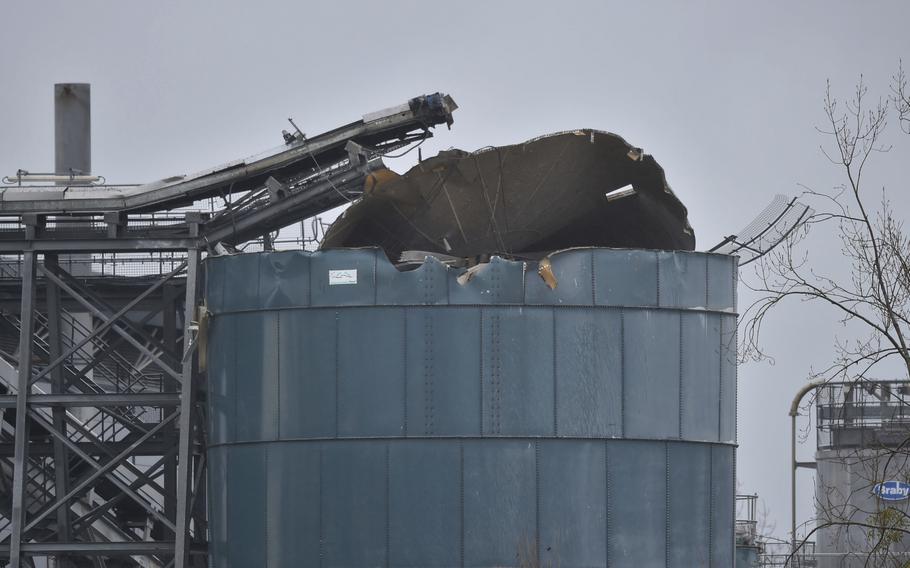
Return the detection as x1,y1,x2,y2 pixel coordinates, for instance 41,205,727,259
45,254,72,568
10,252,38,567
174,247,200,568
163,285,179,536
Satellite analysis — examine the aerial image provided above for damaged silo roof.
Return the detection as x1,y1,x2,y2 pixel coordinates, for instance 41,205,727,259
321,129,695,261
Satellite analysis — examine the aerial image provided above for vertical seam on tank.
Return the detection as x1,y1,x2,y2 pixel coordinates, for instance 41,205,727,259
372,250,378,305
523,260,529,301
225,447,231,568
605,440,610,568
425,274,434,434
620,309,626,437
552,307,558,436
655,251,662,307
276,314,281,440
495,310,501,435
492,309,501,435
717,319,723,442
232,316,238,442
678,313,684,440
459,440,465,568
334,311,340,438
665,442,670,568
705,255,710,307
734,325,739,444
590,249,597,305
385,443,391,568
403,308,408,437
307,254,312,306
708,446,714,568
535,440,541,564
318,445,324,568
730,447,737,567
480,309,485,436
265,444,271,568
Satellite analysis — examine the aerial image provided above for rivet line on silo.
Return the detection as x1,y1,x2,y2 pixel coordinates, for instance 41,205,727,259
717,320,723,442
678,313,684,440
424,309,434,435
655,251,662,306
266,444,272,568
605,441,611,568
534,440,541,564
334,311,340,438
708,446,714,568
385,443,391,568
552,307,558,436
479,309,484,436
619,309,625,437
403,308,408,437
733,326,739,443
665,442,671,568
276,314,281,438
318,445,324,568
491,307,502,436
372,250,378,305
459,441,465,568
704,254,710,307
589,249,597,305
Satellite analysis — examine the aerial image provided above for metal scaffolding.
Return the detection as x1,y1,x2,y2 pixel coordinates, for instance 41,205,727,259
0,88,457,567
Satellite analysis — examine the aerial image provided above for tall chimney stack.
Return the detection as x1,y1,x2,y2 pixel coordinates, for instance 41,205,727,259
54,83,91,180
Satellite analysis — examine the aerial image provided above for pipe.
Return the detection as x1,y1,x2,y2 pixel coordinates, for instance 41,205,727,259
790,380,824,557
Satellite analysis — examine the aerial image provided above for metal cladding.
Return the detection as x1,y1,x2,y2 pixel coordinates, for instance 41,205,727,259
321,130,695,260
205,247,738,567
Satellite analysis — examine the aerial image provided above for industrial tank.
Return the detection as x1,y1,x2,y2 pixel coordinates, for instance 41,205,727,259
205,246,738,567
814,380,910,567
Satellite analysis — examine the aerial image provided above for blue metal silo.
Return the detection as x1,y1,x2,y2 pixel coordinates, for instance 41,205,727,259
205,247,738,567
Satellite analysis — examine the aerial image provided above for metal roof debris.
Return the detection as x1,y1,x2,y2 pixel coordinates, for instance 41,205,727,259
321,129,695,262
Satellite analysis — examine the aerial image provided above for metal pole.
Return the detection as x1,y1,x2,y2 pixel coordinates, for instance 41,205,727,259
163,287,178,537
789,380,824,560
45,254,72,568
174,248,200,568
10,251,38,567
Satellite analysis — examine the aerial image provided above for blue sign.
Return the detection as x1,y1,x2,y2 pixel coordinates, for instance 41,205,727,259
873,481,910,501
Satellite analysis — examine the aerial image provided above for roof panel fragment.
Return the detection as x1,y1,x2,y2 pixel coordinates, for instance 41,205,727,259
321,129,695,261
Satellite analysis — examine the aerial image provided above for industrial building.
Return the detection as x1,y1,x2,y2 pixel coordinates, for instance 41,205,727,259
0,84,823,567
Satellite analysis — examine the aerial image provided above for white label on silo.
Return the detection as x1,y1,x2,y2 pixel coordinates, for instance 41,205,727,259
328,269,357,285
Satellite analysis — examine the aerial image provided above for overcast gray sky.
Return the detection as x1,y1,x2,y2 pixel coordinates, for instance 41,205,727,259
2,0,909,541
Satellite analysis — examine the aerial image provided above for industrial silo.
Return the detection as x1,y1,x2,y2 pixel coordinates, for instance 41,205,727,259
204,245,738,567
814,380,910,567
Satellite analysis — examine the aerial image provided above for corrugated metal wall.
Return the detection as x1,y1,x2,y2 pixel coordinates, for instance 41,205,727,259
205,247,738,567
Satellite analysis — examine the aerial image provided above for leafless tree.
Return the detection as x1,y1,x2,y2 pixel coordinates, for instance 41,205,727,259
741,63,910,567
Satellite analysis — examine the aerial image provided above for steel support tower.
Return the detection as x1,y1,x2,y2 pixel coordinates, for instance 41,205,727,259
0,87,456,567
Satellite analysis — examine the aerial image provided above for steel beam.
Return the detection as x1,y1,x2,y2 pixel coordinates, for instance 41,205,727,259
0,541,178,555
27,409,177,532
0,441,175,458
23,411,178,533
0,393,181,408
37,266,184,383
44,253,72,567
70,448,176,536
174,249,199,568
0,238,197,253
9,251,37,567
29,260,188,386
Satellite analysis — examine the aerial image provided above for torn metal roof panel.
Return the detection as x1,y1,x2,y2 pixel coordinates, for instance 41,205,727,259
321,129,695,260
